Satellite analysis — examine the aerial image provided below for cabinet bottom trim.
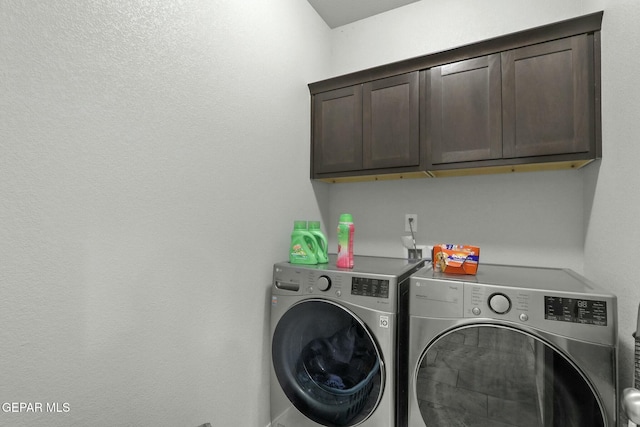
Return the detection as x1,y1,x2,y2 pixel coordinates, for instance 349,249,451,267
315,171,432,183
429,159,593,177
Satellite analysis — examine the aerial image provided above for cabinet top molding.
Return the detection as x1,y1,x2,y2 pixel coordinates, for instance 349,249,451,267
308,11,603,95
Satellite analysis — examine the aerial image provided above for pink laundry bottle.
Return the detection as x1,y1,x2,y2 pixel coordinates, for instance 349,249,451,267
336,214,354,268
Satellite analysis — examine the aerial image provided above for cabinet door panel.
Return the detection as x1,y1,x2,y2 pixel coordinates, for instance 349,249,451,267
502,35,592,158
363,72,419,169
428,54,502,165
312,86,363,174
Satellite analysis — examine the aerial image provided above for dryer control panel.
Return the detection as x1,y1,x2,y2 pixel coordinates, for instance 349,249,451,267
461,283,615,346
409,263,617,346
544,296,608,326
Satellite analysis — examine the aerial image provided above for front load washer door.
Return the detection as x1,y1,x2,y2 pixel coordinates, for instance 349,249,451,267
414,324,605,427
272,299,384,426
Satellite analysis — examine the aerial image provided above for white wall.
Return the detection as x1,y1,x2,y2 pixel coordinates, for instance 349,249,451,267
583,0,640,400
0,1,330,426
329,172,585,270
326,0,640,408
328,0,603,77
4,0,639,425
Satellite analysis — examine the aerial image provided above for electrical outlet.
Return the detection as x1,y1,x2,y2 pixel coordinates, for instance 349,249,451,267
407,248,423,260
405,214,417,232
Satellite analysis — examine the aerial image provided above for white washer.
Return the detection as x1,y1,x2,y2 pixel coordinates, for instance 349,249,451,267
270,255,424,427
408,263,618,427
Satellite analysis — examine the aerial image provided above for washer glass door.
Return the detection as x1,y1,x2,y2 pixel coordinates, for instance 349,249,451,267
415,325,605,427
272,299,384,426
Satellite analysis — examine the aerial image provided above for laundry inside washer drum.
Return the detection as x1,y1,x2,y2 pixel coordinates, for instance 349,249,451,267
299,323,378,390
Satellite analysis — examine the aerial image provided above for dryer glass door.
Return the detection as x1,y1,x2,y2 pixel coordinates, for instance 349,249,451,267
415,325,605,427
272,299,384,426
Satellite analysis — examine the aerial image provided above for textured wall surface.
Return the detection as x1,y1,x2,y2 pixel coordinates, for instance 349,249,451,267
582,0,640,398
0,1,329,426
4,0,640,425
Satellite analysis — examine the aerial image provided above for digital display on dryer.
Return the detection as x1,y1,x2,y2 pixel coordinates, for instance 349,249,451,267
351,277,389,298
544,296,607,326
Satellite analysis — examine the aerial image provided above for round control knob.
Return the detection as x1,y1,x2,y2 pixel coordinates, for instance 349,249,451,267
316,276,331,292
489,293,511,314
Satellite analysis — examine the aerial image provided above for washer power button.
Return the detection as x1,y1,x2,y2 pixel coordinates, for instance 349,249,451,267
316,275,331,292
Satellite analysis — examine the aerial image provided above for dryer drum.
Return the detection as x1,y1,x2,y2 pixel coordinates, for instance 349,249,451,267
415,325,605,427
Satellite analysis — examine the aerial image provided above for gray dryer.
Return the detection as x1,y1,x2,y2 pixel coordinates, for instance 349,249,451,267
408,263,618,427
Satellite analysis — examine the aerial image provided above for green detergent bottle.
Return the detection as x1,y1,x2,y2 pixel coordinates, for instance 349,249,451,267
308,221,328,264
289,220,319,265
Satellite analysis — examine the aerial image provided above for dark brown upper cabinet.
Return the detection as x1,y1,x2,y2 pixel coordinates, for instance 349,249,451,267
426,54,502,166
501,34,593,159
426,33,597,175
311,72,423,182
309,11,602,181
363,73,420,170
312,85,363,175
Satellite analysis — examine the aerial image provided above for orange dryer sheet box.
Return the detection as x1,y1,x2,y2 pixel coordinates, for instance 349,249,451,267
433,244,480,275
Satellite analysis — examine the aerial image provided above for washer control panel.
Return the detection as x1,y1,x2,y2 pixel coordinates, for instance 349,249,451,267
351,276,389,299
273,264,398,310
